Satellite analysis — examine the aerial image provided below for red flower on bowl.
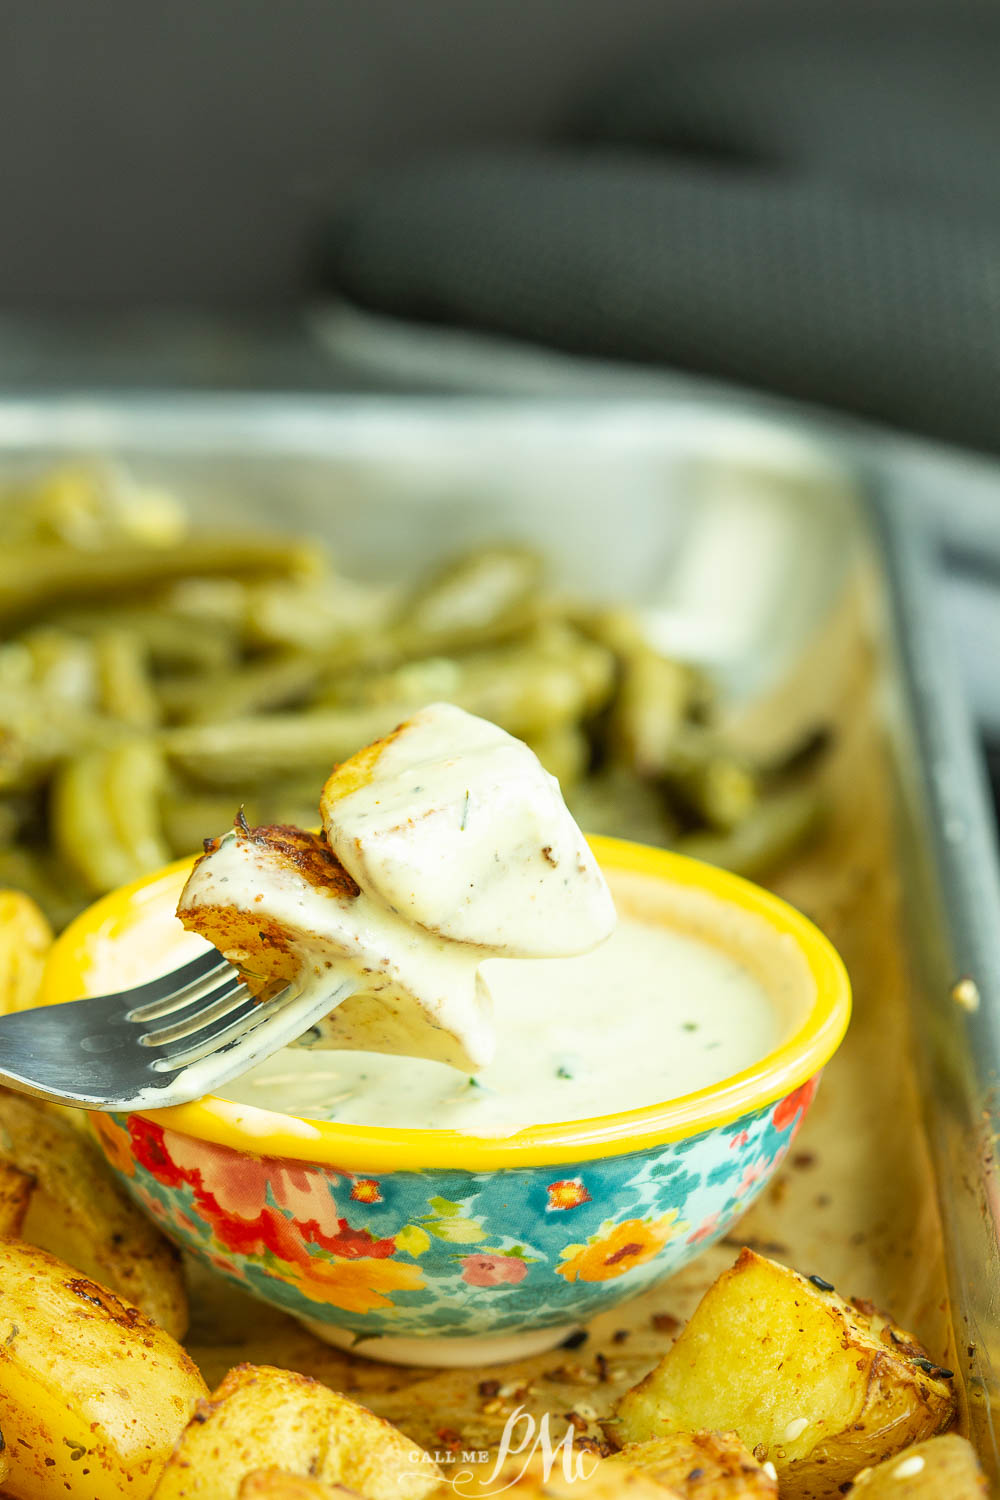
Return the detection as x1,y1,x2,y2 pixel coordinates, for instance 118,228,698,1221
460,1253,530,1287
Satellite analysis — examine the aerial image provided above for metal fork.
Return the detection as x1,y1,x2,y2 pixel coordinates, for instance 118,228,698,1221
0,948,357,1112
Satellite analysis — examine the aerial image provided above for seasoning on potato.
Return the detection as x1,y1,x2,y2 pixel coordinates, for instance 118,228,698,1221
0,1238,206,1500
238,1477,353,1500
0,1088,189,1338
444,1453,668,1498
610,1249,957,1500
604,1431,778,1497
151,1364,442,1500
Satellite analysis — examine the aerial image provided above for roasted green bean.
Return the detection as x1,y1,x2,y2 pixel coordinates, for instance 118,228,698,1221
51,605,240,674
398,545,545,651
675,783,824,877
162,707,406,787
51,741,170,895
0,536,319,629
96,630,159,729
0,464,829,924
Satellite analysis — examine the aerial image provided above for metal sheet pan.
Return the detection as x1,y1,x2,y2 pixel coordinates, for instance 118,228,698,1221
1,393,997,1483
873,490,1000,1478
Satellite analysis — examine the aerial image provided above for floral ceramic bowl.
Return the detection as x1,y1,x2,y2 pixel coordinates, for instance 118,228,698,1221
42,837,850,1367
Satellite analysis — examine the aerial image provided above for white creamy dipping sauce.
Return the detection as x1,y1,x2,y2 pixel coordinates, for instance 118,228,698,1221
221,912,778,1132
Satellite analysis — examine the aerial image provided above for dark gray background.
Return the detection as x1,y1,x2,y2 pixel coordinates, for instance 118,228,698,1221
0,0,707,309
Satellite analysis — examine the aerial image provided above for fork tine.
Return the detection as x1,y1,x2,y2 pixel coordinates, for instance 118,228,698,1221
0,959,355,1111
138,974,249,1047
153,987,292,1072
127,952,238,1023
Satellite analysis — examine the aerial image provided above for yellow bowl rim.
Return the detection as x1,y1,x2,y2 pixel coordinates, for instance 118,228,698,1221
43,835,851,1170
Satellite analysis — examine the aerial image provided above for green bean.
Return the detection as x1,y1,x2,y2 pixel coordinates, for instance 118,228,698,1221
537,623,617,714
454,654,601,738
455,632,615,737
21,629,98,708
160,774,327,854
0,535,321,629
161,650,330,725
674,783,824,877
52,606,239,674
244,576,400,653
5,463,187,549
320,654,458,713
323,626,616,740
104,741,171,874
665,756,758,833
161,706,406,787
573,604,654,660
96,630,159,729
612,647,695,778
50,748,133,892
51,741,170,895
162,576,249,630
259,793,325,831
0,641,32,690
655,723,758,831
0,799,24,846
396,545,545,651
526,724,590,789
0,688,127,792
569,767,681,847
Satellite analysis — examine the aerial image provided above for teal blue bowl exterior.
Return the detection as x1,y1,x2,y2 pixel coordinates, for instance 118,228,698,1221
94,1078,817,1339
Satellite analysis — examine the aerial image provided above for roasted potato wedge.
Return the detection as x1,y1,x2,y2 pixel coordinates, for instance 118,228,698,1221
0,1157,34,1234
0,889,52,1013
448,1453,667,1497
0,1089,188,1339
239,1477,354,1500
0,1238,206,1500
612,1249,956,1500
605,1432,777,1497
152,1364,442,1500
848,1434,987,1496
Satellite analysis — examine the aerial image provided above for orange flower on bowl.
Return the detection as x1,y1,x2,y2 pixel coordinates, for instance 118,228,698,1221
556,1213,680,1283
546,1178,591,1211
350,1178,383,1204
93,1113,135,1178
288,1253,425,1314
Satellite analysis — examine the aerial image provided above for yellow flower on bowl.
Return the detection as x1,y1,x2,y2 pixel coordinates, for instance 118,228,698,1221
556,1213,681,1283
288,1254,425,1314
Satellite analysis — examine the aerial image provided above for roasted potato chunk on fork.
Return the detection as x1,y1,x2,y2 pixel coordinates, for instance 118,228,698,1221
612,1249,956,1500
